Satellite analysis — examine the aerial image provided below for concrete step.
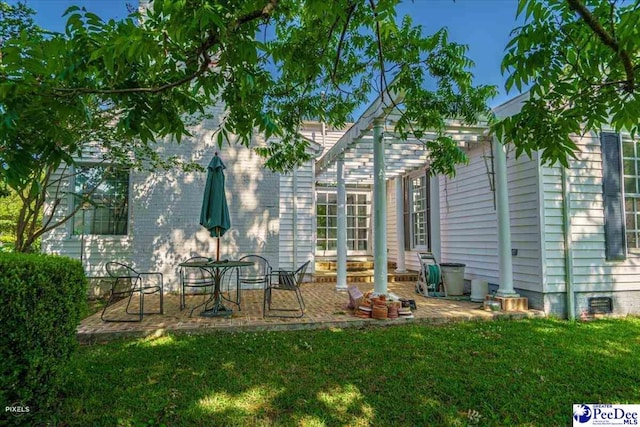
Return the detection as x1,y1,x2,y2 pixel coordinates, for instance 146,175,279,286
316,260,373,272
315,259,398,272
312,269,418,284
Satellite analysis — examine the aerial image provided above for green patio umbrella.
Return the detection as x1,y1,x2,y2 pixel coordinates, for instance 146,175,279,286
200,152,231,261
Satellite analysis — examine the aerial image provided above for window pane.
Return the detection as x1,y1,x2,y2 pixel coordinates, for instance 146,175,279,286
357,194,367,204
328,228,337,238
625,177,637,194
347,240,355,250
328,205,337,216
328,193,337,204
347,217,355,227
73,166,128,235
624,159,635,175
317,205,326,216
347,194,355,204
358,240,367,250
626,211,634,229
318,193,326,203
357,206,366,216
318,228,326,239
347,229,355,239
327,240,337,250
623,141,635,157
328,217,337,228
358,217,367,228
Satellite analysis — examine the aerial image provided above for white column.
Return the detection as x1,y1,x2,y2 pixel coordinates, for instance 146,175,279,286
373,119,388,294
336,155,348,291
430,174,441,261
394,177,406,272
493,136,518,297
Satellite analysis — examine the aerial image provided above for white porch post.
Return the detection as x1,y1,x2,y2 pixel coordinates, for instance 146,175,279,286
394,177,406,272
336,155,348,291
373,119,388,294
493,136,518,297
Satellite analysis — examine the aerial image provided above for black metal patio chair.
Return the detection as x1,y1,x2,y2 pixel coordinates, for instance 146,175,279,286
263,260,310,318
227,255,271,310
179,256,216,317
102,262,164,322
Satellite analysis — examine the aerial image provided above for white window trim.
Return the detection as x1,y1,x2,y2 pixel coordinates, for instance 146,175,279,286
622,135,640,253
407,169,430,251
68,163,132,238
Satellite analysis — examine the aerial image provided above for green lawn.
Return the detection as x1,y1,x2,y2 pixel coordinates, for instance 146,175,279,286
53,317,639,426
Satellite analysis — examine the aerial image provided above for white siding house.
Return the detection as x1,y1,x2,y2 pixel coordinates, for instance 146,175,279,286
42,106,322,292
315,91,640,317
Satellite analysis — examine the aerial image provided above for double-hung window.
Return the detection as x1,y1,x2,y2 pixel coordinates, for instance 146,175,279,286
72,165,129,235
405,171,431,250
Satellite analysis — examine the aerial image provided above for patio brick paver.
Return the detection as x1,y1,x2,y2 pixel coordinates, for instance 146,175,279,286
78,281,544,343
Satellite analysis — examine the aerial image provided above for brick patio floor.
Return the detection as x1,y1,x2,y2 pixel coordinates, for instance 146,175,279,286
78,280,544,343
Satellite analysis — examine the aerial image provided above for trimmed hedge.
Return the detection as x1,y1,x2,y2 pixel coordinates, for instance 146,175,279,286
0,253,87,424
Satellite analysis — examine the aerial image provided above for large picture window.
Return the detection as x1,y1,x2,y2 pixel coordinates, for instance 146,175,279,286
72,166,129,235
623,137,640,250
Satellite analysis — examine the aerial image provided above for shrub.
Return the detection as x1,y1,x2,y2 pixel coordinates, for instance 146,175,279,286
0,253,87,425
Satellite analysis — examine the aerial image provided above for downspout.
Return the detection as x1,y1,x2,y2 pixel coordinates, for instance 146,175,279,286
561,166,576,319
292,168,298,270
321,122,326,149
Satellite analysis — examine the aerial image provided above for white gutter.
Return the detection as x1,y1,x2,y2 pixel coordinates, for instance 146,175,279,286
292,168,298,270
561,166,576,319
394,177,406,272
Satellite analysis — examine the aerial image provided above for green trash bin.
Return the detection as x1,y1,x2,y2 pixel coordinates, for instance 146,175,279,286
440,263,466,296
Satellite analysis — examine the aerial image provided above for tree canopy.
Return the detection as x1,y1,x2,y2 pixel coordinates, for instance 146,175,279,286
1,0,495,181
494,0,640,166
5,0,640,251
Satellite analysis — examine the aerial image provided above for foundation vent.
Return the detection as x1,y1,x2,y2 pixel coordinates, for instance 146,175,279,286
588,297,613,315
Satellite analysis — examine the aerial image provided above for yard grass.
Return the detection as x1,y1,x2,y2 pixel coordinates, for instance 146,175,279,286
53,317,639,426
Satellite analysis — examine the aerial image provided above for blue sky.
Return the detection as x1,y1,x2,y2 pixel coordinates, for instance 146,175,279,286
13,0,524,107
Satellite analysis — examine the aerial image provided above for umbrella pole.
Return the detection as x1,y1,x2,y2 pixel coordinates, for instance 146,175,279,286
216,227,220,262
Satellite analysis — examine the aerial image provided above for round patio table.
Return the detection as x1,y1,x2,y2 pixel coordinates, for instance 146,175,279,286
178,260,253,317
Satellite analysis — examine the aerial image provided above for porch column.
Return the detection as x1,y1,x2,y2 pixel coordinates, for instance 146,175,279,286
336,155,348,291
493,136,518,297
394,177,406,272
373,118,387,294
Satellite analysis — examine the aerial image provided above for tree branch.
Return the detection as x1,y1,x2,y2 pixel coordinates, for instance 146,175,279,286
54,0,279,96
368,0,386,101
567,0,635,92
332,3,357,80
